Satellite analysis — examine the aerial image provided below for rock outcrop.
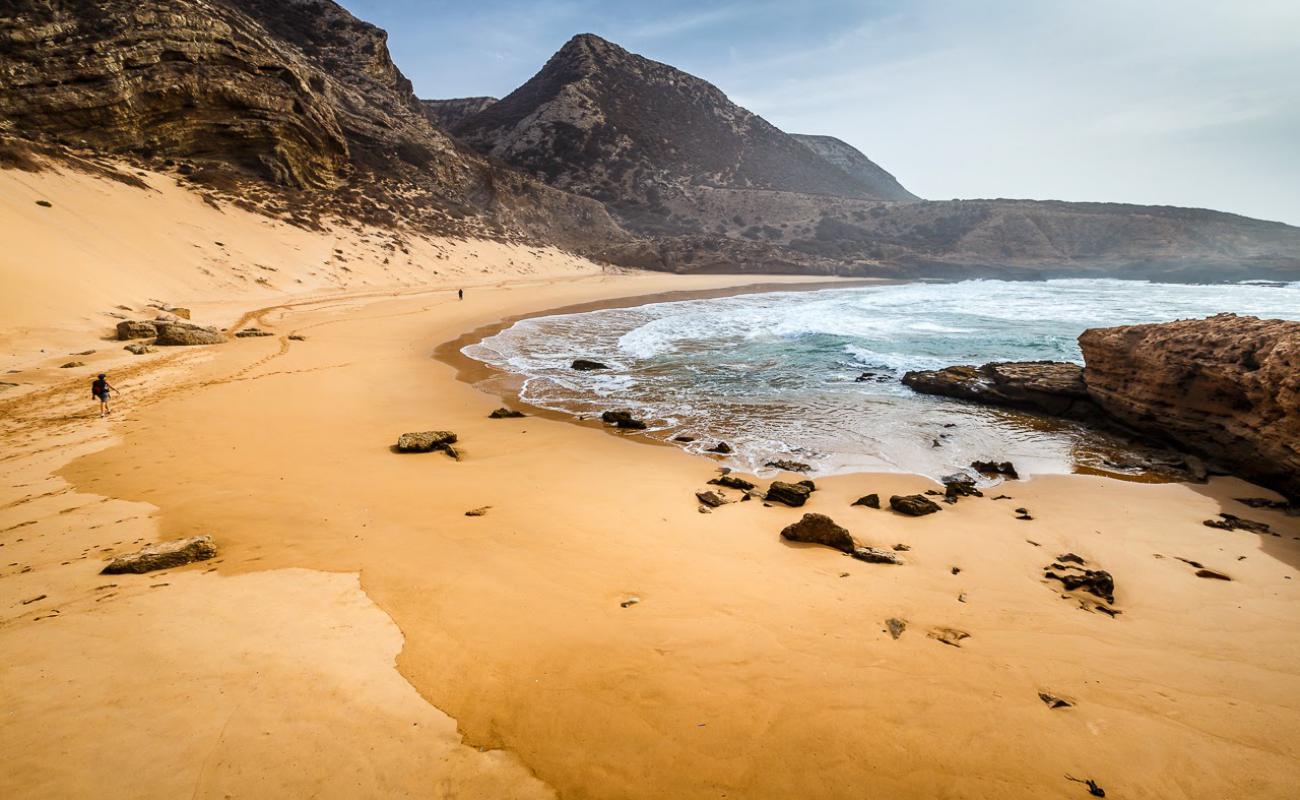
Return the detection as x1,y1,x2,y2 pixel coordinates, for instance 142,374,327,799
766,480,815,507
116,320,157,340
903,361,1099,420
1079,314,1300,501
101,535,217,574
420,96,497,130
154,321,224,346
790,134,917,201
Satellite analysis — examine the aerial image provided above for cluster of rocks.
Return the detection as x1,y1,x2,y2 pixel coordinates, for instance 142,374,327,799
1043,553,1118,612
1203,513,1273,535
766,480,816,507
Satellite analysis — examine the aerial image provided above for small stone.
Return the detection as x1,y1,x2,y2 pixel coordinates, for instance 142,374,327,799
572,359,609,371
124,342,153,355
851,493,880,509
705,441,733,454
1195,568,1232,581
60,361,84,368
1038,691,1073,709
464,507,490,517
951,566,961,575
488,407,526,419
288,334,307,341
892,543,910,551
620,596,639,608
886,618,907,639
927,627,970,648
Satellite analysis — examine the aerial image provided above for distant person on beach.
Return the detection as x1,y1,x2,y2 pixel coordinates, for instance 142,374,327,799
91,373,118,417
458,288,464,300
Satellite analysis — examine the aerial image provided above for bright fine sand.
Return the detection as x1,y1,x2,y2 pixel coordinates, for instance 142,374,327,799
3,165,1300,800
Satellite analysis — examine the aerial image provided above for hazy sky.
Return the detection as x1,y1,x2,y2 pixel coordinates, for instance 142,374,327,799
343,0,1300,225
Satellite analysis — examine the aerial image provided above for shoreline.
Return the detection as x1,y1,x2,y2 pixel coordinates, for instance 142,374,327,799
4,265,1299,799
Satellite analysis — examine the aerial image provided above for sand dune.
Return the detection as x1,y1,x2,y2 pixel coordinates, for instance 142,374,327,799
2,163,1299,799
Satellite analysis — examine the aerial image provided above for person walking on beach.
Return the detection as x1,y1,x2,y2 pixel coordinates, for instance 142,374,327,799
91,373,118,418
458,288,464,301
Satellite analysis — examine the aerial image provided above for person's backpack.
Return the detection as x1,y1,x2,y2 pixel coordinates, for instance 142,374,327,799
92,378,107,396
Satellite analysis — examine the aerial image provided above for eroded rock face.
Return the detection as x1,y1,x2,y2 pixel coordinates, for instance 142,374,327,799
396,430,457,453
101,535,217,574
154,321,224,346
116,320,157,340
1080,314,1300,501
902,361,1098,420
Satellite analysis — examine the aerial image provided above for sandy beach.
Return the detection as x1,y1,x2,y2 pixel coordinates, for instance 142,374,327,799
3,166,1300,800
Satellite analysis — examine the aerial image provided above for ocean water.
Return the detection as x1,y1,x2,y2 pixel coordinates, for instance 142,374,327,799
463,279,1300,480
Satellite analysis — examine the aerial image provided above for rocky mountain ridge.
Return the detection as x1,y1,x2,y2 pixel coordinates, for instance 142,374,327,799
2,6,1298,280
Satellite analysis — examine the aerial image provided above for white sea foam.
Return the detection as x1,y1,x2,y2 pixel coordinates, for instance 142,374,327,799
465,279,1300,479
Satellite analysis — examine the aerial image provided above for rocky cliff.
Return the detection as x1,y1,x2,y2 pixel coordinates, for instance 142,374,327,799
421,97,497,130
1080,314,1300,500
0,0,625,247
791,134,917,202
450,33,1300,280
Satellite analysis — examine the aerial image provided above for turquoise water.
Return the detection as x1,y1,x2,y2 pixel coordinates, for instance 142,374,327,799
464,279,1300,479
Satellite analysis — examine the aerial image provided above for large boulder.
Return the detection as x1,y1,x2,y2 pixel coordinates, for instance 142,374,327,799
154,321,224,346
396,430,458,452
1079,314,1300,501
115,320,157,340
766,480,815,507
572,359,610,371
780,513,855,553
101,535,217,574
902,361,1099,420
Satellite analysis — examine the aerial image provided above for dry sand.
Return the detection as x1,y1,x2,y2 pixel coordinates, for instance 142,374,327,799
3,164,1300,799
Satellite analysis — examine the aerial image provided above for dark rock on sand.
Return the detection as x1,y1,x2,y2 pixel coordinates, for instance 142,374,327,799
101,535,216,574
903,361,1099,420
489,407,526,418
765,459,811,473
766,480,814,507
1235,497,1292,511
115,320,157,340
1044,553,1116,604
124,342,153,355
695,490,729,508
155,321,224,346
1204,513,1271,534
234,327,274,337
396,430,458,453
706,441,733,454
942,473,982,502
890,494,941,516
601,410,648,430
709,474,755,491
780,513,854,553
60,361,84,368
464,506,490,517
1038,691,1074,709
572,359,610,371
851,493,880,509
886,618,907,639
1195,568,1232,580
852,546,903,565
972,460,1019,479
672,434,696,443
288,334,307,341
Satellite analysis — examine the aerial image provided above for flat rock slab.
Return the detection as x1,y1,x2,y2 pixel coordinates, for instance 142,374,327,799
396,430,458,452
116,320,157,340
101,535,217,574
852,546,903,565
155,321,224,346
766,480,815,507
